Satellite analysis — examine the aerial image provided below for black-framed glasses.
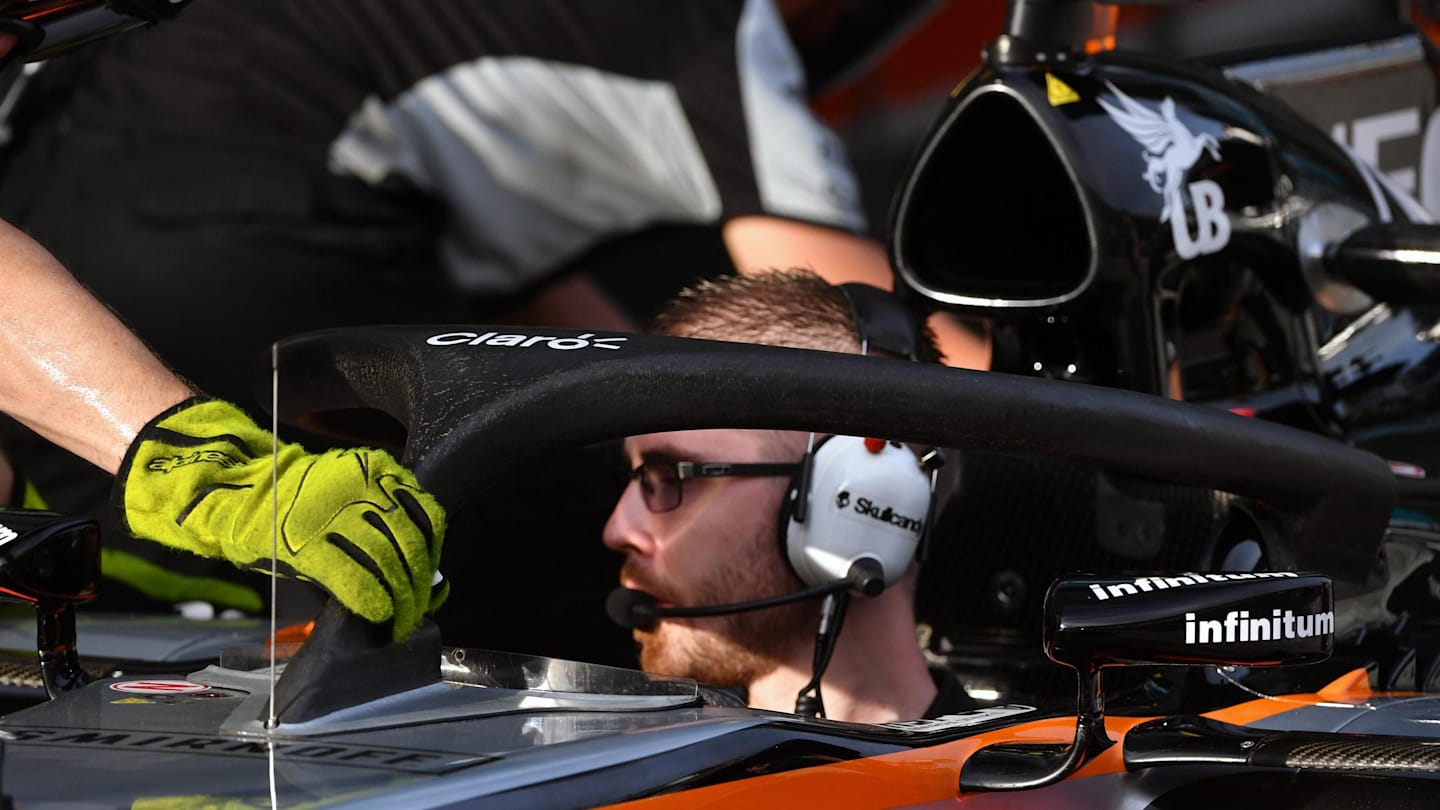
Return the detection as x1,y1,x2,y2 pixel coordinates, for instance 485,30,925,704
626,459,801,514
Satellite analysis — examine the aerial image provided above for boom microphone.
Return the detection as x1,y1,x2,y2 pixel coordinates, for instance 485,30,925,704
606,588,659,629
605,558,886,630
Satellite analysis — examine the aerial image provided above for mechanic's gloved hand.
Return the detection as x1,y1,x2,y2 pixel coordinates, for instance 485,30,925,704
115,398,446,641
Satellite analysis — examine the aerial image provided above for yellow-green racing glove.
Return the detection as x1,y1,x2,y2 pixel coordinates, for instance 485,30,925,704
115,397,446,641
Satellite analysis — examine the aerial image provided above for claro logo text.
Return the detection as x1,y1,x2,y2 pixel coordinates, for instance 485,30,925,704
427,331,627,351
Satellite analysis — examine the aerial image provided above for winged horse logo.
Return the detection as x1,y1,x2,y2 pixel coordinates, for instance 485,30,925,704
1098,82,1230,259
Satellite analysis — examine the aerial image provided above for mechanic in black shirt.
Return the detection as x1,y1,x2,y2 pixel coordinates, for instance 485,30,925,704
0,0,986,617
0,218,446,641
0,4,444,642
603,268,980,722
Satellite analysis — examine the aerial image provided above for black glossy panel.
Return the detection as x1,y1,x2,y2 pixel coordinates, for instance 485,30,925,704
892,89,1091,303
0,509,100,606
1046,572,1334,669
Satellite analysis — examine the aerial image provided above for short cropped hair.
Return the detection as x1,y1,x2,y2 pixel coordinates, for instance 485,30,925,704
650,268,941,362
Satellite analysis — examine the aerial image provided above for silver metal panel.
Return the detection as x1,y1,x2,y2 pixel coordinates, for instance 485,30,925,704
1245,694,1440,735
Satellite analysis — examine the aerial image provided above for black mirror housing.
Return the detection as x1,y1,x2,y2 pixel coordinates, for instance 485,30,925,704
961,571,1334,793
0,509,101,698
1046,572,1334,670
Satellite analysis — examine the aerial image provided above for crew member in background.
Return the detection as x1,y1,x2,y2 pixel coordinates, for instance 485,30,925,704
0,0,985,617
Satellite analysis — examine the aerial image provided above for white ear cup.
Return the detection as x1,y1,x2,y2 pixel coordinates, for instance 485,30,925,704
785,435,932,588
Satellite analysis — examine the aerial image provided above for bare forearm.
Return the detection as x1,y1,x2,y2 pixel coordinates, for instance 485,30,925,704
722,217,992,369
0,221,192,473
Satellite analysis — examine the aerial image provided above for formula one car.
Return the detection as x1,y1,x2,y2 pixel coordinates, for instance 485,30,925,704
0,323,1425,809
2,0,1440,807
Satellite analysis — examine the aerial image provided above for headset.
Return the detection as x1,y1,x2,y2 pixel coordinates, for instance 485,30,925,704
781,283,944,717
779,283,943,594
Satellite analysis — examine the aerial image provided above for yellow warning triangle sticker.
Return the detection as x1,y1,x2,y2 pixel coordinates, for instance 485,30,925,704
1046,73,1080,106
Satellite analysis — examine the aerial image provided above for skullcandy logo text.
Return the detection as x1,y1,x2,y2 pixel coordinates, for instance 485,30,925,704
426,331,627,351
147,450,245,473
0,522,15,545
854,497,923,535
1184,608,1333,644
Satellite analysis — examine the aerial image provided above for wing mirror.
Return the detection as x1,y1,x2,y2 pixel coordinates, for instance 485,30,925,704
960,571,1333,792
0,509,101,698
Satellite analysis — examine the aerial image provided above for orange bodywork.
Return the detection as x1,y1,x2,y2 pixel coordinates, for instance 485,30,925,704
267,620,315,646
604,669,1379,809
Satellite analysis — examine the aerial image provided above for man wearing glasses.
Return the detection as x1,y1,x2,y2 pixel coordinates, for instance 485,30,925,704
603,268,976,723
